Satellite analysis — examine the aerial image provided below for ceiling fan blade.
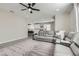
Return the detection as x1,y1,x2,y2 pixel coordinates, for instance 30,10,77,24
31,8,40,11
21,9,27,11
28,3,31,7
32,3,36,7
19,3,28,8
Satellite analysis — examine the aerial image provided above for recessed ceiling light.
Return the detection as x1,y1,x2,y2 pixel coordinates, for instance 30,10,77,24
9,10,14,13
56,8,60,11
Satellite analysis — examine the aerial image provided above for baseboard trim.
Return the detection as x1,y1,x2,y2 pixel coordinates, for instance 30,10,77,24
0,36,27,48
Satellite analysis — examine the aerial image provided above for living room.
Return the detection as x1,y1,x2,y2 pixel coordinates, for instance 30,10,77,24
0,3,79,56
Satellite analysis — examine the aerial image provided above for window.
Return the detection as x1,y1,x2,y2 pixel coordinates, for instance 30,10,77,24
44,24,51,31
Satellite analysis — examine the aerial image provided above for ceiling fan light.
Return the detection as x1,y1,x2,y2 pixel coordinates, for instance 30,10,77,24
28,8,31,12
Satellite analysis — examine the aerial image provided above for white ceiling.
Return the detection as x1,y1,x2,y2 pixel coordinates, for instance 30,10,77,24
0,3,72,22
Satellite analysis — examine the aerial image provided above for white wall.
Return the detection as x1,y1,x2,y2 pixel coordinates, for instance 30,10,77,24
0,9,28,44
55,7,77,32
77,4,79,32
69,8,76,32
55,13,71,32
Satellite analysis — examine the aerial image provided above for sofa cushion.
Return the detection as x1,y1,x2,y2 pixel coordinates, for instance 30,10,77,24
70,43,79,56
67,32,75,39
65,32,75,39
56,31,65,40
54,44,73,56
38,30,45,36
69,32,79,55
73,32,79,46
65,37,71,42
64,32,75,41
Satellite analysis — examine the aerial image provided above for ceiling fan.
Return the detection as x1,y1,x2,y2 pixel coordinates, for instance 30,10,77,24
19,3,40,13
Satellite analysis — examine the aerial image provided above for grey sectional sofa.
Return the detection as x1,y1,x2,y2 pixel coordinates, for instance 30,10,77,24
33,35,55,43
34,32,79,56
54,32,79,56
